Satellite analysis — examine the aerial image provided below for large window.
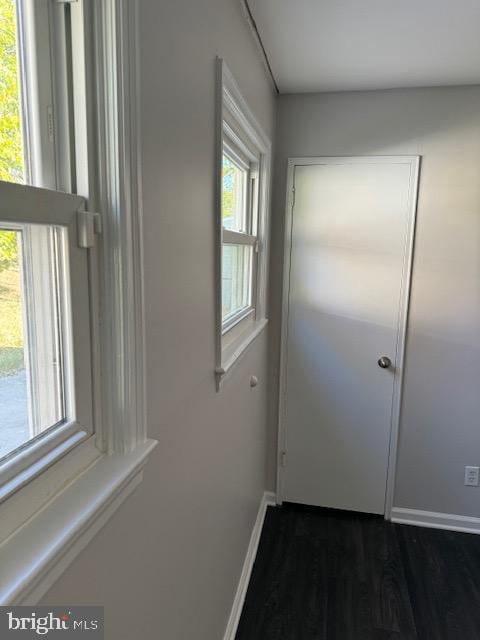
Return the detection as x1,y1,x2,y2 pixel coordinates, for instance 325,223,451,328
0,0,154,605
216,59,271,388
0,0,95,491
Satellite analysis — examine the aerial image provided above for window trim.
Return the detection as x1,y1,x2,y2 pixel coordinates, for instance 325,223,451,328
85,0,148,454
0,0,156,605
215,58,271,390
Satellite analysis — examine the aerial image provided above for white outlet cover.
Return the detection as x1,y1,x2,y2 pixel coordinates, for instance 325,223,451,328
465,466,480,487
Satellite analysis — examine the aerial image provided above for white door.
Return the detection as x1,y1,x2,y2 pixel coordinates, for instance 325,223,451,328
280,157,419,514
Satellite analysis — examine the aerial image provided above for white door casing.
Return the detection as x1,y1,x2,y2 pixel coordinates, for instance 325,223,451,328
277,156,419,516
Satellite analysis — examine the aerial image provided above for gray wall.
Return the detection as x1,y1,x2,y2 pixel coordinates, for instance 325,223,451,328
42,2,275,639
270,86,480,517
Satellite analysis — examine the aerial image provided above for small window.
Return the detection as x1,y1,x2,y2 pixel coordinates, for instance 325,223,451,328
221,150,258,330
216,60,271,387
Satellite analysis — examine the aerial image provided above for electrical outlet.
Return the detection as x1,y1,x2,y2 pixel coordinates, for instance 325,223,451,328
465,466,479,487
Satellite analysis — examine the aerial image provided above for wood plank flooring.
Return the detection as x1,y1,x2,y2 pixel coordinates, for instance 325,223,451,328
236,503,480,640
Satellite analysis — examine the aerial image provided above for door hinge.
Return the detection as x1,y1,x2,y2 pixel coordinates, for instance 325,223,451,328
291,187,296,208
77,210,102,249
255,239,261,254
280,451,287,467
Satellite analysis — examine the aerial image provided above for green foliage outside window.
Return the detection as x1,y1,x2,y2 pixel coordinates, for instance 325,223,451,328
0,0,23,184
222,156,235,221
0,229,17,271
0,0,21,272
0,0,24,373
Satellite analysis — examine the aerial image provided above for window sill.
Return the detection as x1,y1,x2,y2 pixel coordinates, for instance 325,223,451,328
216,318,268,390
0,438,157,605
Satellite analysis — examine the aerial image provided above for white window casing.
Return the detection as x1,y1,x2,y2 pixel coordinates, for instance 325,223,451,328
215,58,272,390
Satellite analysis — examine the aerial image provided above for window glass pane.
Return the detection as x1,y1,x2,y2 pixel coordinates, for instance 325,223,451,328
0,0,24,184
222,243,252,323
0,225,65,460
222,154,247,233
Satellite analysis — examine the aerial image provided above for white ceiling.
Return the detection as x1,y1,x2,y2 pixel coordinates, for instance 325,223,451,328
247,0,480,93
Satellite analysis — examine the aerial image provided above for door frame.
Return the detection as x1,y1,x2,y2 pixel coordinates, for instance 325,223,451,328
276,156,421,519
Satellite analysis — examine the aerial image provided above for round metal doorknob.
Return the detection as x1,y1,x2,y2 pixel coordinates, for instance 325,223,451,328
378,356,392,369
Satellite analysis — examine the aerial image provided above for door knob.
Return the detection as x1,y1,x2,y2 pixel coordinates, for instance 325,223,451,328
378,356,392,369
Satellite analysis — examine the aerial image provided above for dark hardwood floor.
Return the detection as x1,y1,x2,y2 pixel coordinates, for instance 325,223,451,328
236,503,480,640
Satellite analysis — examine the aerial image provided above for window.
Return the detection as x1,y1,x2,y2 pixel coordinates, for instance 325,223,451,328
0,0,155,605
0,0,94,483
0,0,88,456
215,59,271,388
222,149,258,330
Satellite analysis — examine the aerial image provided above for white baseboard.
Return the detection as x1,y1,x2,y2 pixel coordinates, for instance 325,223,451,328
391,507,480,535
223,491,276,640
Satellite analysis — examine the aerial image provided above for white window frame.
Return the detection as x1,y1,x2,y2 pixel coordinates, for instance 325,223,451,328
12,0,82,451
0,0,156,605
221,141,259,333
0,184,94,492
215,58,271,390
0,0,99,500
